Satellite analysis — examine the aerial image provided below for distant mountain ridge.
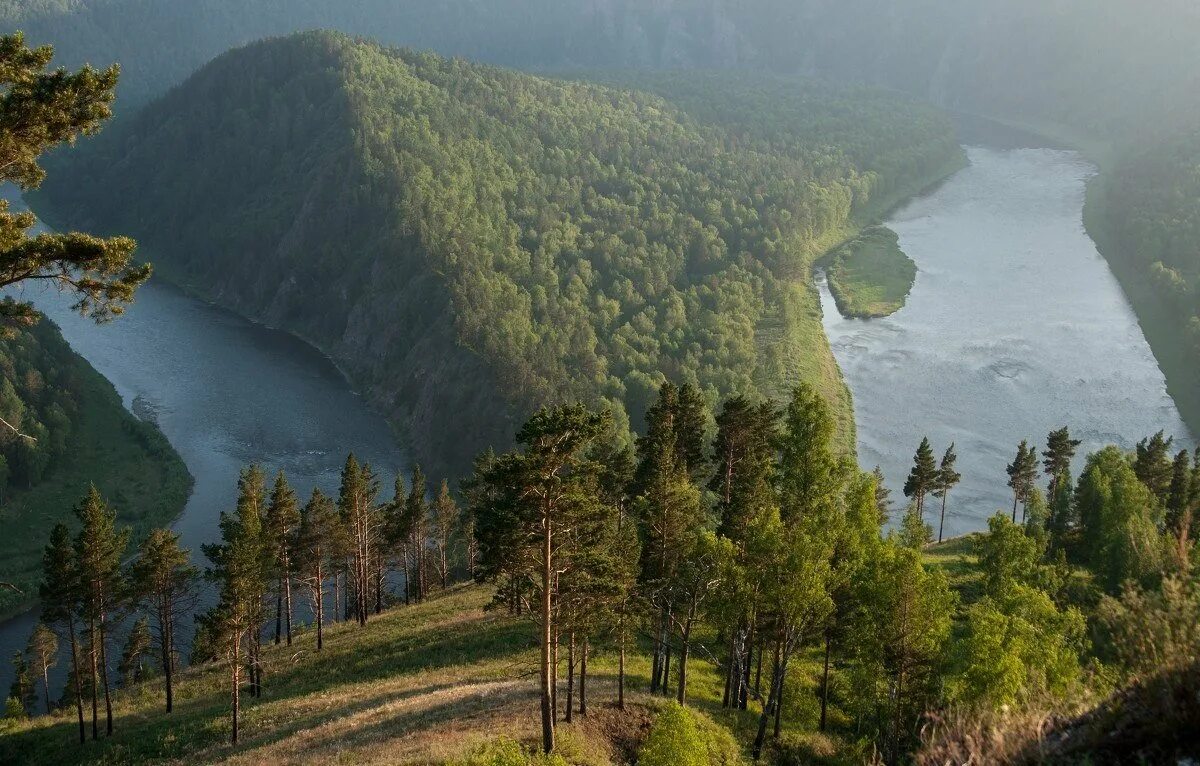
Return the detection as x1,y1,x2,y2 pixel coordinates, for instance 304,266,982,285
31,31,961,475
6,0,1199,141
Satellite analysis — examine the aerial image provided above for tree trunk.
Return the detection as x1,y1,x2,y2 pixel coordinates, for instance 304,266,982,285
819,628,831,732
332,573,340,623
1012,493,1019,523
579,638,588,716
677,618,693,706
231,631,240,745
754,640,763,699
565,632,575,724
617,623,626,710
88,618,98,739
752,638,785,761
938,492,949,543
162,606,175,713
98,610,113,735
551,627,559,721
315,569,325,652
374,556,383,616
40,658,50,715
285,558,294,645
539,512,555,754
401,542,411,606
68,618,84,743
275,576,283,645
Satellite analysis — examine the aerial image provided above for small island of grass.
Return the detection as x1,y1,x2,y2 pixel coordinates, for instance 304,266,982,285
825,227,917,318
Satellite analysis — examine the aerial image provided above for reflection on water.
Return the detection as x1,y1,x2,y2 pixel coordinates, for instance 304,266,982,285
820,147,1192,536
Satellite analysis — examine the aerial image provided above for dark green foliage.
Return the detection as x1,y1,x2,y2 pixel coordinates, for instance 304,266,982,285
1133,431,1174,505
8,651,35,716
128,528,197,712
903,437,937,517
0,32,147,334
933,443,961,544
778,383,846,524
1005,440,1039,522
34,31,958,476
117,616,152,688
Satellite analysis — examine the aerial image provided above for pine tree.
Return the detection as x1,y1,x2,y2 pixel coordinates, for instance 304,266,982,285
1043,426,1081,499
903,437,938,518
778,383,845,524
898,502,932,549
264,471,300,645
431,480,457,589
1166,449,1192,540
117,616,152,688
39,522,85,742
8,651,35,716
129,528,197,712
292,488,337,651
0,33,149,338
25,622,57,715
73,486,129,738
202,465,268,743
469,404,608,754
1133,430,1175,503
932,443,961,543
873,466,892,526
403,464,428,604
1006,440,1038,522
673,383,710,482
336,455,381,624
709,396,777,542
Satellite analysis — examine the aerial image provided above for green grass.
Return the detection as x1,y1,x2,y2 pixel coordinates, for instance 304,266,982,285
0,323,192,618
824,228,917,319
923,534,984,607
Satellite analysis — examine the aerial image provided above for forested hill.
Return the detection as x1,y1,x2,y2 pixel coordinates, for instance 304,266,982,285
5,0,1199,141
32,31,962,476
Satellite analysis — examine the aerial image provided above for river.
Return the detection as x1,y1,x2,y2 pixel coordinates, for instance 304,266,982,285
819,146,1192,537
0,204,406,693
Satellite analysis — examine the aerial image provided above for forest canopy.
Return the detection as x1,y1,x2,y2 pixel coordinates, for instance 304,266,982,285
33,31,961,474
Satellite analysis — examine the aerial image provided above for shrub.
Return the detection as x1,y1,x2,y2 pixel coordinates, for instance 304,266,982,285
638,703,708,766
456,738,568,766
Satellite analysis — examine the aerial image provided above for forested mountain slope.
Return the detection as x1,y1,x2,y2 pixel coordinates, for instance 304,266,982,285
32,31,960,475
0,316,190,615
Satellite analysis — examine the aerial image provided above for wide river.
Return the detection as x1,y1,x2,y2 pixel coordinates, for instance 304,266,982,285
0,198,406,691
819,146,1192,537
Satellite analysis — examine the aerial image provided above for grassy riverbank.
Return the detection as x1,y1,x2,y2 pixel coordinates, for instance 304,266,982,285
825,228,916,319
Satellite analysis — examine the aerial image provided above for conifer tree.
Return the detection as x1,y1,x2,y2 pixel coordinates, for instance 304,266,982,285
8,651,35,716
264,471,300,645
873,466,892,526
778,384,845,524
431,479,457,589
933,443,961,543
39,522,85,742
202,465,268,742
1043,426,1081,499
0,33,149,337
469,404,607,754
1166,449,1192,540
25,622,57,715
710,396,777,541
129,528,197,712
117,616,152,688
292,488,337,651
673,383,710,482
73,486,129,738
403,464,428,604
1006,440,1038,522
1133,430,1175,503
903,437,938,518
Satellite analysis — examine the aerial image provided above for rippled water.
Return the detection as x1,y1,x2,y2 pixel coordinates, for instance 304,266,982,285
0,195,406,693
819,146,1192,537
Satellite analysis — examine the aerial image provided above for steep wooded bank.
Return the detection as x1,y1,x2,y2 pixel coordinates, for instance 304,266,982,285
0,318,191,616
1096,132,1200,437
33,31,961,476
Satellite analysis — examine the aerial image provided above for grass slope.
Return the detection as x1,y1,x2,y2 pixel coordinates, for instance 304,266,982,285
0,584,860,765
0,321,192,617
825,228,916,319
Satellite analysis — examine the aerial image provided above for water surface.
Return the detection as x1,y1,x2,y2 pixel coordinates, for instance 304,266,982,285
0,199,406,692
820,146,1191,536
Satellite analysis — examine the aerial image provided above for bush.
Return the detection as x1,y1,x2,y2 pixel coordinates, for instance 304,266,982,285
639,702,747,766
456,738,568,766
